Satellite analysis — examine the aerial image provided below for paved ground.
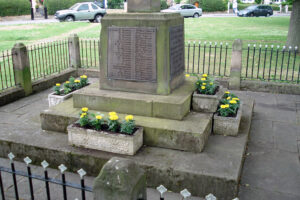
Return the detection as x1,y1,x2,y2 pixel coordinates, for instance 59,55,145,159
0,87,299,199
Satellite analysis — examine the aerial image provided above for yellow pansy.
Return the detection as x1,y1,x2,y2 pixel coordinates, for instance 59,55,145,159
75,80,80,83
230,100,237,104
96,115,102,120
125,115,134,121
232,98,240,101
201,86,206,90
202,74,208,77
202,83,207,86
109,115,119,121
185,74,190,77
225,91,230,94
82,107,88,112
109,111,117,116
56,83,61,87
65,81,70,84
201,78,206,81
227,97,231,100
80,113,87,118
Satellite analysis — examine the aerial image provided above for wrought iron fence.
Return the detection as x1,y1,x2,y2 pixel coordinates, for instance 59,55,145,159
80,39,100,69
0,50,16,91
28,40,70,81
185,41,232,77
0,153,92,200
242,44,299,83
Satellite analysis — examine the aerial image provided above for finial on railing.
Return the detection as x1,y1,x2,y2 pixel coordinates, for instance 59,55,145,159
157,185,167,198
24,157,32,166
205,193,217,200
180,189,191,199
41,160,49,170
77,169,87,179
58,164,67,174
8,152,15,162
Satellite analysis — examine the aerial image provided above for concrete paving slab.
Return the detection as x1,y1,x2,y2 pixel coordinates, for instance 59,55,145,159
248,119,274,148
240,143,300,197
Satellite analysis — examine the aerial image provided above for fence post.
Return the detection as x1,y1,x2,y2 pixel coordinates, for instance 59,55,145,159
68,34,81,69
229,39,242,90
93,157,147,200
12,43,32,96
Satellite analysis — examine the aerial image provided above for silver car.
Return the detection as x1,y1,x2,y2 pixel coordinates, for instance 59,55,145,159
55,2,106,23
161,4,202,18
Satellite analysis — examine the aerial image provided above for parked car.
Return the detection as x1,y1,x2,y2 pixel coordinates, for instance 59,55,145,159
55,2,106,23
237,5,273,17
161,4,202,18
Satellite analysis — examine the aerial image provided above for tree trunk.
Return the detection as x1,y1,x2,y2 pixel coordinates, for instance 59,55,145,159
287,0,300,49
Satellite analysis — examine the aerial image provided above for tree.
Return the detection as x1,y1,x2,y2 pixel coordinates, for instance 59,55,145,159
255,0,262,4
286,0,300,49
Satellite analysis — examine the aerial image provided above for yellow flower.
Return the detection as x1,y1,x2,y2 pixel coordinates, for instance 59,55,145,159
75,80,80,83
220,104,230,109
201,78,206,81
227,97,231,100
125,115,134,121
80,75,87,79
65,81,70,84
185,74,190,77
225,91,230,94
209,82,213,85
96,115,102,120
56,83,61,87
109,111,117,116
201,86,206,90
230,100,237,104
109,115,119,121
82,107,88,112
202,74,208,77
232,98,240,101
202,83,207,86
80,113,87,118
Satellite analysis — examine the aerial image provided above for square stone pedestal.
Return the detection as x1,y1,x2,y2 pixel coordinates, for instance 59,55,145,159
100,13,185,95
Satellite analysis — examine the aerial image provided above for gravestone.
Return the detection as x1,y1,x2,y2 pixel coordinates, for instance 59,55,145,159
100,0,185,95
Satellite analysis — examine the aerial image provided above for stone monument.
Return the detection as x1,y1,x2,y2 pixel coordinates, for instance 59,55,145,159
100,0,185,95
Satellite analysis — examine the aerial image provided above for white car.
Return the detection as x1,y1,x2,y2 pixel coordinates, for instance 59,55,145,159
161,4,202,18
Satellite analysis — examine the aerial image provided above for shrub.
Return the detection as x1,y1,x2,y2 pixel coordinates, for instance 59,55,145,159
255,0,262,4
0,0,31,17
161,0,169,10
199,0,227,12
107,0,123,9
174,0,181,4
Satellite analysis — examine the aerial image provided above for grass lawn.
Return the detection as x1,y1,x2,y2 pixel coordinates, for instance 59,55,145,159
0,17,291,52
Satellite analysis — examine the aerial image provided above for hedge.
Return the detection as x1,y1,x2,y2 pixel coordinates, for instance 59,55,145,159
46,0,88,15
0,0,31,17
200,0,227,12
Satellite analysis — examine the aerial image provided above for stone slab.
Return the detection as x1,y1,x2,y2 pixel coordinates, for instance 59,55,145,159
41,97,212,153
127,0,161,13
73,79,195,120
0,96,253,199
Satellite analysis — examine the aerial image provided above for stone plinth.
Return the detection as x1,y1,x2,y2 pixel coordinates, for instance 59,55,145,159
100,13,185,95
127,0,160,12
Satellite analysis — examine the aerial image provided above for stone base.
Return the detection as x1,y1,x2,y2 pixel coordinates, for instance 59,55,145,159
41,98,212,153
73,79,195,120
1,96,254,200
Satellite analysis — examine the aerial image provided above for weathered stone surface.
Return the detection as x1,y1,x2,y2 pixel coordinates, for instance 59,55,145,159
68,125,143,155
48,92,73,107
68,34,81,68
73,79,194,120
100,13,184,95
127,0,160,13
12,43,32,96
192,86,224,113
229,39,242,90
41,97,212,153
213,103,242,136
93,157,147,200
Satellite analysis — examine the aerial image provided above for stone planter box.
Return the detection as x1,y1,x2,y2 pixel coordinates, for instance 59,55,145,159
213,103,242,136
48,91,73,107
192,86,224,113
67,125,143,155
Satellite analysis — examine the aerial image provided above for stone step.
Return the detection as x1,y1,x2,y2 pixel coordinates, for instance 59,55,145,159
72,79,195,120
41,98,212,153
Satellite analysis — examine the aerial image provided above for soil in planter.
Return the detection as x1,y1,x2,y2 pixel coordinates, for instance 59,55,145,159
53,83,90,96
72,123,138,136
196,86,219,95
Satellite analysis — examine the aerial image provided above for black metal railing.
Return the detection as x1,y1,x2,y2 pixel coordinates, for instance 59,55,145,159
80,39,100,69
0,50,16,91
242,44,299,83
28,40,70,81
0,153,92,200
185,41,231,77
